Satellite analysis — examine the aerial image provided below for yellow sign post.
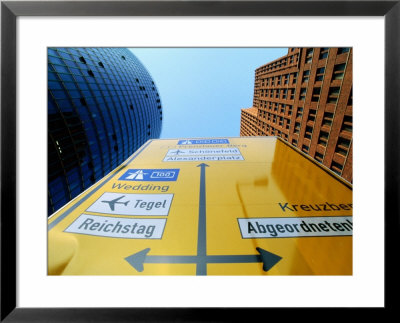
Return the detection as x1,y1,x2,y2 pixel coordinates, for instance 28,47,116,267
48,137,352,275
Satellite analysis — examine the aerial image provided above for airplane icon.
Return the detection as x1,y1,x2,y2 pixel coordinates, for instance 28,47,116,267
170,149,184,155
101,195,129,211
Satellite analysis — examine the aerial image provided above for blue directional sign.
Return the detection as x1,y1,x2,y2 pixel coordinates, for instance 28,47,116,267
178,139,230,145
118,169,180,182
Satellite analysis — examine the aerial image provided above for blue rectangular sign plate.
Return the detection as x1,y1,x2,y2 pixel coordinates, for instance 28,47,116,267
119,169,180,182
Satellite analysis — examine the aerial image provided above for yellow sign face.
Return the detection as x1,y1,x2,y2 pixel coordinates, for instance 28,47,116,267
48,137,352,275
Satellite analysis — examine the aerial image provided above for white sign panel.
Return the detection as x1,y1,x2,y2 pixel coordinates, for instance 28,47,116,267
163,155,244,162
166,148,241,156
65,214,166,239
238,216,353,238
86,192,173,216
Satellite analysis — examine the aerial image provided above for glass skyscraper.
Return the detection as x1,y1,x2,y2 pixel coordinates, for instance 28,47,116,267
48,48,162,215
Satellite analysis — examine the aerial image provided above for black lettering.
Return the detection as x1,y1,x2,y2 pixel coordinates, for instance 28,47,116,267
292,204,299,211
248,222,257,233
318,223,329,232
131,223,138,233
324,221,337,231
79,218,93,229
309,204,322,211
339,204,350,210
278,203,294,212
333,223,344,231
136,225,146,234
112,221,123,233
266,225,277,237
342,221,352,231
112,183,125,189
284,224,294,232
300,205,310,211
322,204,330,211
121,225,131,234
309,223,321,232
98,220,107,231
276,224,285,233
300,221,311,232
103,224,113,232
90,222,100,230
256,222,266,233
292,224,300,232
326,202,340,211
145,226,155,237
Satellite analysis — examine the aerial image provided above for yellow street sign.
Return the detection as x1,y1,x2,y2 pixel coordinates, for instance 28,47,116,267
48,137,352,275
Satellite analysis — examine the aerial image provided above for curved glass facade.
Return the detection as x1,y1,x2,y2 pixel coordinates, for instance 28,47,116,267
48,48,162,215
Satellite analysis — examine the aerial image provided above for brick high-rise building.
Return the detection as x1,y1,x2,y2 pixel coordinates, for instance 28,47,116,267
240,48,352,183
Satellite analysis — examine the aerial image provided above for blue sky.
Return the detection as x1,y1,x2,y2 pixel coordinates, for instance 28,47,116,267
130,48,288,139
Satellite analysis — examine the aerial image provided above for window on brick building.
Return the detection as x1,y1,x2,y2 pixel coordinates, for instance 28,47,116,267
322,112,334,126
302,144,310,153
293,72,298,84
292,139,298,146
316,67,325,81
318,131,329,146
296,107,303,119
335,144,349,157
300,88,307,101
337,47,350,54
328,87,340,103
308,109,317,122
312,87,321,102
333,63,346,80
290,89,295,100
302,70,310,83
341,115,353,133
319,48,329,59
305,48,314,63
336,137,351,154
304,126,313,139
294,122,301,134
331,161,344,175
315,151,324,163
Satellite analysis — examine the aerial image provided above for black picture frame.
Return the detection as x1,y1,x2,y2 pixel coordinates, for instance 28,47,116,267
1,0,398,321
